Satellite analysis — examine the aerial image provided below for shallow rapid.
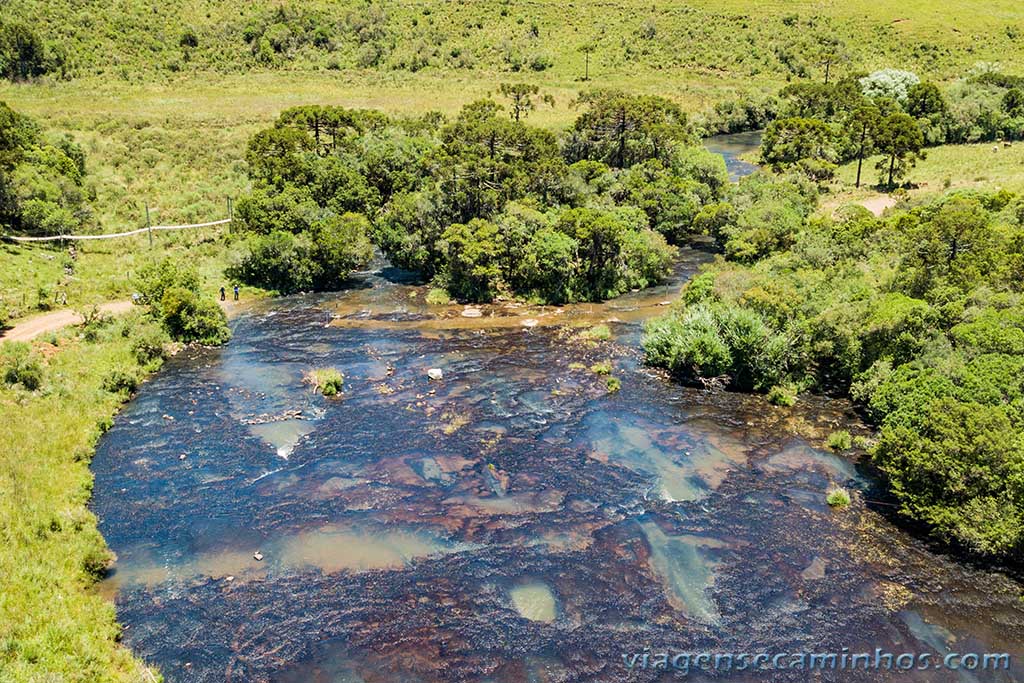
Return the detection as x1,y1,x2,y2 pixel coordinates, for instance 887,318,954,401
90,143,1024,682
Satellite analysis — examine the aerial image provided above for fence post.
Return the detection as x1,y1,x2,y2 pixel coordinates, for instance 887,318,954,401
145,205,153,248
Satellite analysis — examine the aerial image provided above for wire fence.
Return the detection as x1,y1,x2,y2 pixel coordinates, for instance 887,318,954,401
1,218,233,243
1,199,234,244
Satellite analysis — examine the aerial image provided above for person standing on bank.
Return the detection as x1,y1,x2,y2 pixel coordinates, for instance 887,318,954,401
220,286,226,302
233,285,239,301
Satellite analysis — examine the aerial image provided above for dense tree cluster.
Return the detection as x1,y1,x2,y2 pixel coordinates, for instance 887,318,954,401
233,91,730,302
0,102,92,236
645,187,1024,558
757,69,1024,187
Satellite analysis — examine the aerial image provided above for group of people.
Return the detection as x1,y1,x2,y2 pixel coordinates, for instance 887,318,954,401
220,285,239,302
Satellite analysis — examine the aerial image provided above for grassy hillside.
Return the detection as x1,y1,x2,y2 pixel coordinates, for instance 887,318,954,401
7,0,1024,85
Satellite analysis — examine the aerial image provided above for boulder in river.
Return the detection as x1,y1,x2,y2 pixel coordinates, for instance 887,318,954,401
427,368,444,381
461,307,483,318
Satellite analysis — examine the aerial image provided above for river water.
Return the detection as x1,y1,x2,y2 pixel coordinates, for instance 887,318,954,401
90,144,1024,682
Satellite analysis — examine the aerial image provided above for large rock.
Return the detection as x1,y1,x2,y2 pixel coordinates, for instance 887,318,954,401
427,368,444,381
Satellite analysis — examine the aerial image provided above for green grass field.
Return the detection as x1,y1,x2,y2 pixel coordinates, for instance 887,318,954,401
835,142,1024,194
0,316,164,682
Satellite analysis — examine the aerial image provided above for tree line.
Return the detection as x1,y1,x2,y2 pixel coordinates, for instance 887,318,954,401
755,68,1024,187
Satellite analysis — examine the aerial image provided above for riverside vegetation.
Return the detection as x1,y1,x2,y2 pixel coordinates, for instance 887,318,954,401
3,0,1024,680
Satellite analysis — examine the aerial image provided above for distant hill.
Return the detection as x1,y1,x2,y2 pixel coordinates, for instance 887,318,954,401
5,0,1023,86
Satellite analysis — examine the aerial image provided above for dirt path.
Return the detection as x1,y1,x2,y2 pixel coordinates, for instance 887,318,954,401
0,301,134,343
859,194,898,216
1,298,246,344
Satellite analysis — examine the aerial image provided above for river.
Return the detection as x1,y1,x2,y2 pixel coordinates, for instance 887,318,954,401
90,142,1024,682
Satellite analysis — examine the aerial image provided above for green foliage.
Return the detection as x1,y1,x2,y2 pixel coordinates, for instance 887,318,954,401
239,101,688,304
645,185,1024,558
0,102,90,236
566,89,691,169
130,326,169,366
827,430,852,451
136,257,230,345
826,486,852,507
874,398,1023,554
228,212,374,294
100,366,139,394
767,383,798,406
0,21,62,81
589,360,612,375
606,376,622,393
580,323,611,341
0,341,43,390
425,287,452,305
643,301,792,390
307,367,344,396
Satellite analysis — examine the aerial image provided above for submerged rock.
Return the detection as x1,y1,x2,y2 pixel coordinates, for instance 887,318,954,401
461,307,483,318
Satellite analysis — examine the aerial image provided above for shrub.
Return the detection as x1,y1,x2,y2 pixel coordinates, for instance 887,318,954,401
101,367,139,395
179,29,200,49
0,342,43,390
131,327,169,366
590,361,612,375
136,257,230,345
767,384,797,406
606,376,621,393
307,367,344,396
826,486,851,508
159,287,231,345
827,430,853,451
425,287,452,305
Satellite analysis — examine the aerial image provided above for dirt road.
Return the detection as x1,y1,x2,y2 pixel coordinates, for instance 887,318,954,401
0,301,134,343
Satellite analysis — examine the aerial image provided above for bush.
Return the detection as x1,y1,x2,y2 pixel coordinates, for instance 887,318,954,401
767,384,797,406
130,327,169,366
826,486,851,508
425,288,452,305
606,376,622,393
827,430,852,451
179,29,199,49
579,323,611,341
590,361,612,375
0,342,43,390
101,367,139,395
307,367,344,396
136,257,230,345
159,287,230,345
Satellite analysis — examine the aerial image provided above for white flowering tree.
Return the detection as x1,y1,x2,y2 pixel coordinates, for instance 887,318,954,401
860,69,921,103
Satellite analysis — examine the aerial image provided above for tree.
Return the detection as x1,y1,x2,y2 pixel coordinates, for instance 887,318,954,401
497,83,554,122
847,104,880,188
578,42,596,81
0,22,51,81
1003,88,1024,118
906,82,947,118
874,112,923,187
809,34,849,85
759,117,837,170
860,69,921,104
568,89,690,169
